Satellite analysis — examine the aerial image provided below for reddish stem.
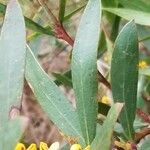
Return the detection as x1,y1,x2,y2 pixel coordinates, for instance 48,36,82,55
136,108,150,124
54,22,74,46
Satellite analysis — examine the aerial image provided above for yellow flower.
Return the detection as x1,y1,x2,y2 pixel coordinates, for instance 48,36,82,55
138,60,148,69
27,144,37,150
70,144,90,150
15,142,48,150
40,142,49,150
70,144,82,150
101,96,110,105
15,143,26,150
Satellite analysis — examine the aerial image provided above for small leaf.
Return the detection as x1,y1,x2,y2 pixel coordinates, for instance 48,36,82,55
59,0,67,23
71,0,101,144
103,8,150,26
25,46,85,146
111,21,139,140
91,103,123,150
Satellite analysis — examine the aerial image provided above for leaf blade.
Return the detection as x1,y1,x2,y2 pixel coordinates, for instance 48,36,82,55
59,0,67,23
71,0,101,144
103,8,150,26
0,0,26,127
0,0,26,148
91,103,123,150
25,46,85,146
111,20,139,140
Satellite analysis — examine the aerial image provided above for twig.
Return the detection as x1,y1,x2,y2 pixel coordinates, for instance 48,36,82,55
37,0,74,45
37,1,111,89
135,127,150,143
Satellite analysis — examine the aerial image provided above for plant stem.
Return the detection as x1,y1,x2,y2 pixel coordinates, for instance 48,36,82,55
38,1,111,89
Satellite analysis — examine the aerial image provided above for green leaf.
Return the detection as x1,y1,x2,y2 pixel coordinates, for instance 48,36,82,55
102,0,118,23
118,0,150,12
59,0,67,23
0,0,26,148
25,17,53,35
139,136,150,150
111,21,139,140
0,0,26,127
103,8,150,26
0,3,53,35
71,0,101,144
64,5,85,21
53,72,72,87
92,103,123,150
102,0,120,42
25,46,85,146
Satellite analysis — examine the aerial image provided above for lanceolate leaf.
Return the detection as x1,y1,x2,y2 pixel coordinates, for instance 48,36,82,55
0,0,26,127
71,0,101,144
25,46,85,146
91,103,123,150
0,0,26,148
111,21,139,140
103,8,150,26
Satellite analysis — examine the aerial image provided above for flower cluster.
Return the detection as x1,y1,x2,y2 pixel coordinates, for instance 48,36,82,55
138,60,148,69
15,142,89,150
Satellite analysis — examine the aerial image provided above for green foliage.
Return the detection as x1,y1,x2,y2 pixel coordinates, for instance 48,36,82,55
71,0,101,144
92,103,123,150
103,8,150,26
59,0,67,23
1,0,150,149
111,21,139,140
0,0,26,149
25,46,85,146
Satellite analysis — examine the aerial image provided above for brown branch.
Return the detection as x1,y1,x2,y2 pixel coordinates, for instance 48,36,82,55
54,22,74,46
135,127,150,143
